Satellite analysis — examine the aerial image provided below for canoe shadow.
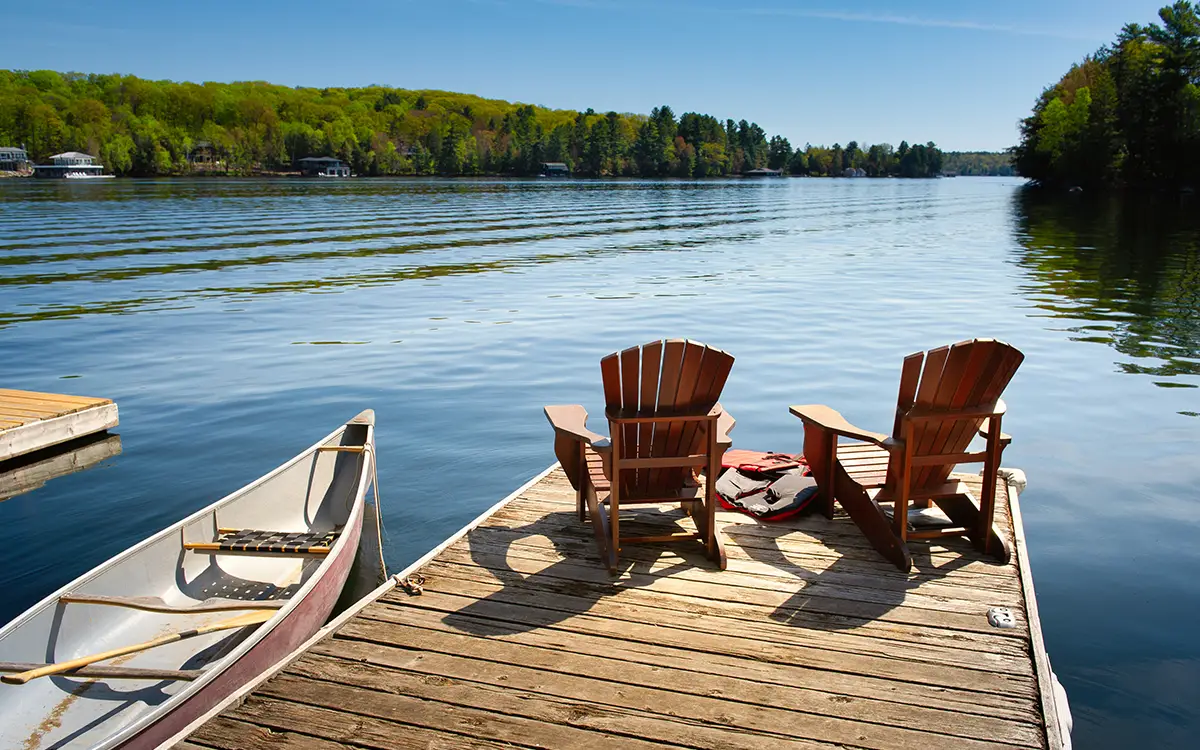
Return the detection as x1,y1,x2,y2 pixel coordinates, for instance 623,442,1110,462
174,558,307,603
441,508,703,635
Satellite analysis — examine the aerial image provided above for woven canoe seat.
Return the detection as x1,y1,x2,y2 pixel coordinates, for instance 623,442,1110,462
185,529,340,555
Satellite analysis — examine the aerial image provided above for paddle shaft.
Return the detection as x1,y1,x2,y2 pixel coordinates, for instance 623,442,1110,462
1,609,274,685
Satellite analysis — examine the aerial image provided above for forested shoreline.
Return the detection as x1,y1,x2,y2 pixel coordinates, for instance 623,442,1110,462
941,152,1015,176
1014,1,1200,189
1,69,949,178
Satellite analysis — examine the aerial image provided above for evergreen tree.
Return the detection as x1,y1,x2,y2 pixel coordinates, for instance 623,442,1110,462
1015,1,1200,188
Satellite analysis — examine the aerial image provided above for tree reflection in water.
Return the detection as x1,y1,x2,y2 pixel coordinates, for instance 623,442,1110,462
1012,189,1200,408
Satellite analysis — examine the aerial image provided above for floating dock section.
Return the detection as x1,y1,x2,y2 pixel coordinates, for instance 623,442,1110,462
181,465,1065,749
0,389,118,463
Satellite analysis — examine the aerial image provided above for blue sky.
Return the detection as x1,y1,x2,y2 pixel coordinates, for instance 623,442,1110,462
1,0,1174,150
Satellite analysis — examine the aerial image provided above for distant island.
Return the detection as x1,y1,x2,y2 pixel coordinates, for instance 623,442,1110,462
1014,1,1200,190
0,69,963,179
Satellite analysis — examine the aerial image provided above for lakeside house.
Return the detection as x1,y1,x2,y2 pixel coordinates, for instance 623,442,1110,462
33,152,107,178
539,162,570,177
744,167,783,177
0,146,30,173
844,167,868,178
188,141,223,170
297,156,350,177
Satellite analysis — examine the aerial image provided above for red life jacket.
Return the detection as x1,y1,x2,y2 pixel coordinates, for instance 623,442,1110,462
721,449,806,473
716,450,816,522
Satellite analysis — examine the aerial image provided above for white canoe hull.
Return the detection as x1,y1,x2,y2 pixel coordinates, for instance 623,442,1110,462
0,411,374,749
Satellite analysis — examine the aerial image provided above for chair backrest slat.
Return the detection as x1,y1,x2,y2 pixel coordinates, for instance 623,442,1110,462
603,340,733,499
891,339,1023,494
646,339,687,491
600,353,621,406
618,345,642,496
636,341,664,495
892,351,925,437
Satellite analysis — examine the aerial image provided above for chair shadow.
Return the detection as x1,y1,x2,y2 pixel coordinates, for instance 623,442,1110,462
442,507,708,636
724,515,998,631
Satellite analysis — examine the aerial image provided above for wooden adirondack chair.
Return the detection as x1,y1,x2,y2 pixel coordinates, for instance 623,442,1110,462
545,340,735,574
791,339,1023,571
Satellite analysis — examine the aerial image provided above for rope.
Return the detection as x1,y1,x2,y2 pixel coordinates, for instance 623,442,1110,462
362,443,389,580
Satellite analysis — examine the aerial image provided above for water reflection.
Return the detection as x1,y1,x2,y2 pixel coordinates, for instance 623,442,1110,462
0,434,122,502
1012,189,1200,402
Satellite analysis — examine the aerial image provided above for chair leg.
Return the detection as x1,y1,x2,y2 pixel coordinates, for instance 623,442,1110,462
577,453,587,522
892,491,909,542
608,480,622,573
705,419,722,566
978,418,1004,557
931,494,1011,564
801,422,838,519
822,433,837,519
690,497,728,571
585,486,618,574
835,466,912,571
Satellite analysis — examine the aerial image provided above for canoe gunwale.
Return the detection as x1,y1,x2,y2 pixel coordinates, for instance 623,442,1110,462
0,412,375,750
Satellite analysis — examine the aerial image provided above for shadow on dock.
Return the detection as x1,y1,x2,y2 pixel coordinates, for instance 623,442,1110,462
445,509,704,635
725,523,1001,629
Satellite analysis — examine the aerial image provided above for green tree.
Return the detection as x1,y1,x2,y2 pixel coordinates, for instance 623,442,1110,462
767,135,792,170
1016,2,1200,188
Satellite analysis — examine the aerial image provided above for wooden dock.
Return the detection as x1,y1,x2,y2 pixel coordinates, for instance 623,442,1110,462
181,465,1063,750
0,389,118,463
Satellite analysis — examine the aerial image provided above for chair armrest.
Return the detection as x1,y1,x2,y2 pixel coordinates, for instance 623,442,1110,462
716,403,735,448
789,404,890,447
978,419,1012,447
544,405,609,452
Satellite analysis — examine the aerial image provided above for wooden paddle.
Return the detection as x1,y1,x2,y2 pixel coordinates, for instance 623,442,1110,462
1,609,274,685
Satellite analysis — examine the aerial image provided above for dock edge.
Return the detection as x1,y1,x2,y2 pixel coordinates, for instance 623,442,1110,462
1001,466,1072,750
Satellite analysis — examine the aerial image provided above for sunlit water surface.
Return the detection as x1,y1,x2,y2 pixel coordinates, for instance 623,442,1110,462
0,177,1197,748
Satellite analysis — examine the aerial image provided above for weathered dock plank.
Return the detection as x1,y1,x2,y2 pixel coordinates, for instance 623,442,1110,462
0,388,117,462
184,466,1056,749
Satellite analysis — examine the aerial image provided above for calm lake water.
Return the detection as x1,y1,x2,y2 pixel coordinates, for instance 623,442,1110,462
1,177,1197,748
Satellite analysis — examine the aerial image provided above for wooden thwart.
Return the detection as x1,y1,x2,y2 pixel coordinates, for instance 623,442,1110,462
184,543,331,555
59,593,287,614
185,528,339,555
0,661,203,682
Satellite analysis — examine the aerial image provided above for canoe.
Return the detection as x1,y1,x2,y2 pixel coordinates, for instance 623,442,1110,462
0,410,374,749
